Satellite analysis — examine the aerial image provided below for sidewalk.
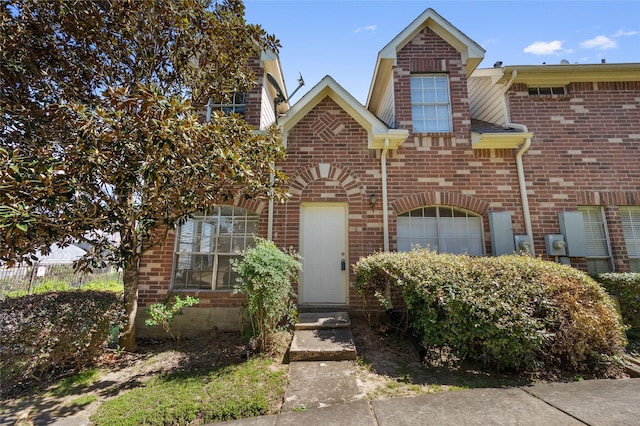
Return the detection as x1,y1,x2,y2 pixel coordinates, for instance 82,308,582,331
218,376,640,426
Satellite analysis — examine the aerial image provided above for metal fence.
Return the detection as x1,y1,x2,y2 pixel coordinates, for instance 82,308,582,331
0,262,122,297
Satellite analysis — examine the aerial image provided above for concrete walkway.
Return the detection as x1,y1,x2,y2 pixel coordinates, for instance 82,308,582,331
219,377,640,425
219,312,640,425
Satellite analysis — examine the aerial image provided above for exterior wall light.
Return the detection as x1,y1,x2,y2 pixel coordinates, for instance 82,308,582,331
370,194,377,211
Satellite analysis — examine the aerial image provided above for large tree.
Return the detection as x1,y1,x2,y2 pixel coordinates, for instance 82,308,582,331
0,0,288,350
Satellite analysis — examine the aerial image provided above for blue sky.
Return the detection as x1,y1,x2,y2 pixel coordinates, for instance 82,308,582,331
244,1,640,104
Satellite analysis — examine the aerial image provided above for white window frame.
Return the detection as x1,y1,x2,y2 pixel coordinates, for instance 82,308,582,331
578,206,613,274
208,92,246,119
172,206,258,291
620,206,640,272
410,74,452,133
397,206,485,255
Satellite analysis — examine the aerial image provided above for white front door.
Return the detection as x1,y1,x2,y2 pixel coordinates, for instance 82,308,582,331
300,203,348,305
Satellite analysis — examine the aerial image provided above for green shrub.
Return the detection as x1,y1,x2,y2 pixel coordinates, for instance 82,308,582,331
595,273,640,330
145,295,200,340
0,290,124,397
354,249,625,376
232,238,301,352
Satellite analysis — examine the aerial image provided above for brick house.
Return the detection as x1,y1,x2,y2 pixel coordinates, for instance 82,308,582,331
137,8,640,336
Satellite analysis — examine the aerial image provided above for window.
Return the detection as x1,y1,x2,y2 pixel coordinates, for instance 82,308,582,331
397,206,484,255
208,92,246,118
620,206,640,272
172,206,258,290
579,206,612,274
410,75,452,133
528,86,567,96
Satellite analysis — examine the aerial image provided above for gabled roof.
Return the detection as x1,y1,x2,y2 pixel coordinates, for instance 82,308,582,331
279,75,408,149
367,8,485,110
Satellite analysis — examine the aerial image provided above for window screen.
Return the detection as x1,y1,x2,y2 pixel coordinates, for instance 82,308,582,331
620,206,640,272
578,206,612,274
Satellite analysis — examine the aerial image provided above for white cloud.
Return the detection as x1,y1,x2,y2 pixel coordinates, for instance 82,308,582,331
354,25,376,33
612,29,639,37
580,35,617,50
523,40,564,55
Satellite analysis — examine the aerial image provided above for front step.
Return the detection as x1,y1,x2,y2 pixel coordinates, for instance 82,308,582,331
289,312,357,361
295,312,351,330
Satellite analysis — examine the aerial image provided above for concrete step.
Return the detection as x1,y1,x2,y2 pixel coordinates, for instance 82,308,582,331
289,328,357,361
289,312,357,362
295,311,351,330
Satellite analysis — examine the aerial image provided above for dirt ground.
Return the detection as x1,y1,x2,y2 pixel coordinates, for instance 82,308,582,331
1,313,625,425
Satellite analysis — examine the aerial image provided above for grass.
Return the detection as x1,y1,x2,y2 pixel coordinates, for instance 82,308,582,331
68,394,98,407
46,369,101,398
3,273,122,299
90,357,287,425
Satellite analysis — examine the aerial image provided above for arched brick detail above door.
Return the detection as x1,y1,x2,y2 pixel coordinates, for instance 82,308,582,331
390,191,490,215
288,163,366,202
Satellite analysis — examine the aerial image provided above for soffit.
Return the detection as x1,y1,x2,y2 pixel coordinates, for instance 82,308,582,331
498,63,640,86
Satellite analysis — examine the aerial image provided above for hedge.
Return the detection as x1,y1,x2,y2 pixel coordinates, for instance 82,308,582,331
595,273,640,330
0,290,124,397
354,250,625,376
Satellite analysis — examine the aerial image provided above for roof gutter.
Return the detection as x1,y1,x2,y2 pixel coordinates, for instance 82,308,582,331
503,70,535,256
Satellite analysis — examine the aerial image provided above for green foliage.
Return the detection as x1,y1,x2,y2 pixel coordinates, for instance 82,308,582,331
1,0,288,349
145,295,200,340
355,249,625,376
595,273,640,331
90,357,287,425
0,290,124,397
233,238,301,352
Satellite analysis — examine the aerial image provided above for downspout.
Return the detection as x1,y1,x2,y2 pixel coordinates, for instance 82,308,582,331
503,70,535,256
381,138,390,252
267,166,274,241
515,136,534,256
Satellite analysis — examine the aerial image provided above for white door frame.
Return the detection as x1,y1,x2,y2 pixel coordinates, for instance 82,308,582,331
299,202,348,305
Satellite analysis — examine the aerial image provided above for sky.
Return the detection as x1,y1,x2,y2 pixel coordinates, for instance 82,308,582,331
244,0,640,104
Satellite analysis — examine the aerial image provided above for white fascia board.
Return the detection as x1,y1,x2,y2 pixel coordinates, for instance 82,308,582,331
371,129,409,150
471,132,534,149
499,63,640,86
369,9,485,111
377,8,485,74
280,76,401,149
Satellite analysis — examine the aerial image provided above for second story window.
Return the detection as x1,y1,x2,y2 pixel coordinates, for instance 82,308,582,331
208,92,246,119
411,74,452,133
528,86,567,96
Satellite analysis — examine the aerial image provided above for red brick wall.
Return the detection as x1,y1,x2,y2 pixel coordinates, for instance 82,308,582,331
243,53,263,128
137,198,269,308
507,81,640,270
138,25,640,324
386,27,526,254
270,97,379,310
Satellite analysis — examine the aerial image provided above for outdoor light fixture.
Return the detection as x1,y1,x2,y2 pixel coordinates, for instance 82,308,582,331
370,194,377,211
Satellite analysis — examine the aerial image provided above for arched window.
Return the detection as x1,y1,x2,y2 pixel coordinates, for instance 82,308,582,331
397,206,484,255
172,206,258,290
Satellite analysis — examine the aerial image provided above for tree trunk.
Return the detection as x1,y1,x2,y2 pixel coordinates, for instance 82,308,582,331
119,258,139,351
